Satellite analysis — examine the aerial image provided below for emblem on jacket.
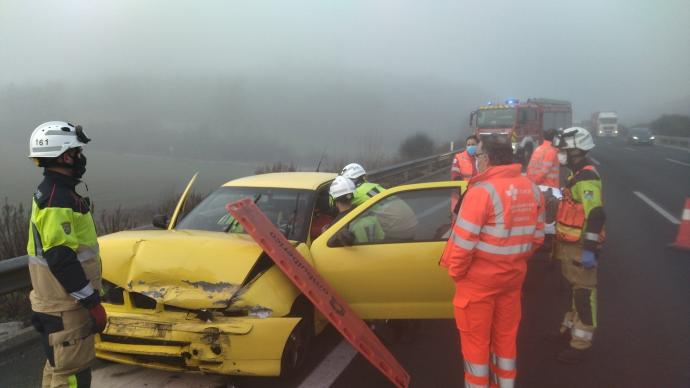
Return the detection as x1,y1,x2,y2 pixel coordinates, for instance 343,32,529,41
62,222,72,235
505,184,518,201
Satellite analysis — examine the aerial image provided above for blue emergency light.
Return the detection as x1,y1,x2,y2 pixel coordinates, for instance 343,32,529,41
505,98,519,105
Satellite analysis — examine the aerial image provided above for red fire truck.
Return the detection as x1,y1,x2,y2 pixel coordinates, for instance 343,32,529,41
469,98,572,164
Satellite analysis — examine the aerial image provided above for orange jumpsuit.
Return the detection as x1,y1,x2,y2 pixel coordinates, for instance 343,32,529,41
451,150,477,181
443,164,544,388
526,140,559,188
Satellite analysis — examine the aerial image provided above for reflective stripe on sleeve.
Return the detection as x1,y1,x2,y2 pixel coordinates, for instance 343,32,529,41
452,234,478,250
465,383,489,388
571,327,594,341
451,167,462,173
69,282,94,300
456,217,482,234
464,361,490,377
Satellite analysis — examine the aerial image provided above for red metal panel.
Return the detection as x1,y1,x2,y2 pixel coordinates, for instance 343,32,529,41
226,199,410,388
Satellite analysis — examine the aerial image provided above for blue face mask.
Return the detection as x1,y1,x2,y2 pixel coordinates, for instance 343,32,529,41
466,145,477,156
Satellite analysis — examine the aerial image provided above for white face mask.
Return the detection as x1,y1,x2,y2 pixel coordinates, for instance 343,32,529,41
558,151,568,166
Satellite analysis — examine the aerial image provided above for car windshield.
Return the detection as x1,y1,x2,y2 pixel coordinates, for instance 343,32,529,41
599,118,617,124
176,186,315,242
631,128,652,136
477,108,516,128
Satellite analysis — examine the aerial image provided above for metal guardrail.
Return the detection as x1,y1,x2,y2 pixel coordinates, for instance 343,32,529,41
0,150,458,296
0,255,29,295
655,135,690,149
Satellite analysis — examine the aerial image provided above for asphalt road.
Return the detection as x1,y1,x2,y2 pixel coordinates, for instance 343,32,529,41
3,143,689,387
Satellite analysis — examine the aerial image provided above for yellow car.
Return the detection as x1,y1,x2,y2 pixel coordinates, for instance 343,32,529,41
95,172,464,376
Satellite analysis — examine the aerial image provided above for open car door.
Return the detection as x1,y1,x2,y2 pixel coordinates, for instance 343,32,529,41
310,181,466,319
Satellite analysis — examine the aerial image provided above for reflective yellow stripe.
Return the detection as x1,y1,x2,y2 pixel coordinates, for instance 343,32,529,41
68,374,77,388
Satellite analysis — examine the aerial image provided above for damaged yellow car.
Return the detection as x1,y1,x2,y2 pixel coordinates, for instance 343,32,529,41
95,172,464,376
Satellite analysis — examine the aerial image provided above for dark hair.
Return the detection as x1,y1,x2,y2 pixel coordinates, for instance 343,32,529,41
543,128,558,141
335,194,353,205
480,134,514,166
465,135,479,144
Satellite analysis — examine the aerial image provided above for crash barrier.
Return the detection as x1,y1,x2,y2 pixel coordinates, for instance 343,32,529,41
655,135,690,149
227,199,410,388
669,197,690,251
0,149,456,296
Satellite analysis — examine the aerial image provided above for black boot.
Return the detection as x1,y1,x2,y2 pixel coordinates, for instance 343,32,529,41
556,347,589,364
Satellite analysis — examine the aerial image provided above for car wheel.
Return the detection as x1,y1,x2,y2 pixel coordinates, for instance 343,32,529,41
280,315,314,377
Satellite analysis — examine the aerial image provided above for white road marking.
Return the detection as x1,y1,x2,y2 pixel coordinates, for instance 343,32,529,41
633,191,681,225
589,157,601,166
624,147,637,152
298,340,357,388
666,158,690,167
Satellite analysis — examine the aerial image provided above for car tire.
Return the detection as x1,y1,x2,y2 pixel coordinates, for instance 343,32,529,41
281,297,315,377
280,314,314,377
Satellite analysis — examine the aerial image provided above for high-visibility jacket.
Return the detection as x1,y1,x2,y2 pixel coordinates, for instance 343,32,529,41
26,171,101,313
526,140,560,188
350,215,385,243
444,164,545,290
451,150,476,181
352,182,386,206
556,163,606,251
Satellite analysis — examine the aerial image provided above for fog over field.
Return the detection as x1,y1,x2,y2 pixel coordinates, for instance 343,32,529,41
1,0,689,205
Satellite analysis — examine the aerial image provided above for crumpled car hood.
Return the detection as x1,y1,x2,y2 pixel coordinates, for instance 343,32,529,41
98,229,266,309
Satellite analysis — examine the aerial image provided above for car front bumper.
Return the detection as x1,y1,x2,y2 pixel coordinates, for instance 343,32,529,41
96,308,301,376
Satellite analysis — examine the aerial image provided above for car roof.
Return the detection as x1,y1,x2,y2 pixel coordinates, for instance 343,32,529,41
223,172,337,190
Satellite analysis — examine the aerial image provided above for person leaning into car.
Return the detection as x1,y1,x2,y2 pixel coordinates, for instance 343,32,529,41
26,121,107,388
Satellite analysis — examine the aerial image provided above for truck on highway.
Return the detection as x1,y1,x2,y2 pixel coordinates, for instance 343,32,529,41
469,98,572,164
591,111,619,137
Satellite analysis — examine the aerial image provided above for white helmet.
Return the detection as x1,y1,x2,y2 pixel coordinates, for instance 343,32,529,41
341,163,366,180
329,176,356,199
554,127,595,151
29,121,91,158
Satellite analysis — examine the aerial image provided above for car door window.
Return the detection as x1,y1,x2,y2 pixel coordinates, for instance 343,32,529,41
340,187,456,245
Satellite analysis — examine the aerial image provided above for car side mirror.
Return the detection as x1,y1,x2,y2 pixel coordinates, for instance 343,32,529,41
152,214,169,229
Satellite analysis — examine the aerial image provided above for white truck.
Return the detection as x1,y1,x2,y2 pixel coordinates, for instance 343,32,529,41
591,111,619,137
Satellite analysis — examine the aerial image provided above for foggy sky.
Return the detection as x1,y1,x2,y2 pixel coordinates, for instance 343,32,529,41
1,0,689,158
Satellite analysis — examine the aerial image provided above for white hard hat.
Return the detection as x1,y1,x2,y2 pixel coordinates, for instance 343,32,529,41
554,127,595,151
341,163,366,179
329,176,356,199
29,121,91,158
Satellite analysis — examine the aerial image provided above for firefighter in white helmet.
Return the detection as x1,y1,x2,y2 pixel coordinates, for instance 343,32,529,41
327,176,384,244
550,127,606,364
27,121,105,387
340,163,386,206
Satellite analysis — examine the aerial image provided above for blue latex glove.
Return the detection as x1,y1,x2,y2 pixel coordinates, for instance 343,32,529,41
581,250,597,269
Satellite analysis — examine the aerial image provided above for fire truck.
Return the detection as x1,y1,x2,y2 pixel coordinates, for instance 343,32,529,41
469,98,572,164
591,111,619,137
